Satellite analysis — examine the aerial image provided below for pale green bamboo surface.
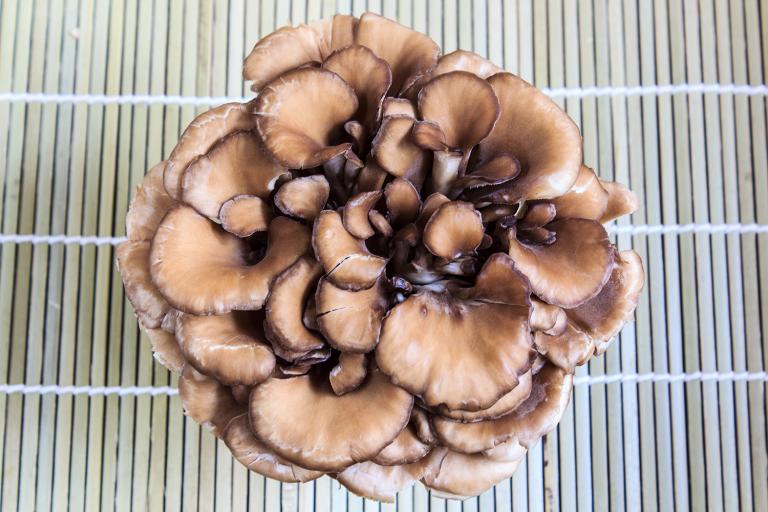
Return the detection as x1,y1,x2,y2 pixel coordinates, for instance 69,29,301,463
0,0,767,510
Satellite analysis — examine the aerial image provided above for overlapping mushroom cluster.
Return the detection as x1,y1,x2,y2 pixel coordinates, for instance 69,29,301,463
117,12,644,501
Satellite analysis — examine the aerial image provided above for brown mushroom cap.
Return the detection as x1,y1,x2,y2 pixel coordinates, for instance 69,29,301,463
176,311,276,386
143,325,185,374
116,241,170,329
273,175,330,221
354,159,389,193
551,165,609,221
255,68,358,169
264,256,325,359
533,321,594,372
354,12,440,94
164,102,257,199
376,255,533,410
411,407,437,445
126,161,177,241
323,45,392,131
434,369,533,422
506,218,614,308
483,439,527,462
567,249,644,351
371,115,430,187
223,414,322,483
420,447,525,499
249,369,413,472
315,276,388,352
343,190,383,239
181,131,288,221
150,207,310,314
178,365,243,436
373,416,432,466
476,73,582,202
530,298,568,336
219,195,273,237
422,201,484,260
329,352,368,395
337,459,428,503
431,364,573,453
401,49,503,99
418,71,500,151
312,210,387,290
385,178,421,227
600,180,640,223
381,97,417,118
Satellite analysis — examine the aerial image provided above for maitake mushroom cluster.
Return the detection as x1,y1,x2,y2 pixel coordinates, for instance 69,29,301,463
117,13,644,501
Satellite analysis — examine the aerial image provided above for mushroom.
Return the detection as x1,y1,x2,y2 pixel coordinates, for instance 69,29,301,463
354,159,389,193
417,71,501,193
126,161,177,241
381,97,417,118
223,414,322,483
178,365,243,436
150,207,310,315
116,241,170,329
264,256,325,360
337,459,428,502
505,218,614,308
600,180,640,223
530,298,568,336
354,12,440,94
373,415,433,465
451,153,521,196
255,68,359,169
422,201,484,260
401,49,503,99
249,369,413,471
219,195,273,237
431,364,573,454
384,178,421,227
376,254,533,410
475,73,582,202
329,352,368,395
415,192,451,230
371,115,430,187
273,175,330,221
143,325,185,374
312,210,387,291
551,165,609,221
533,321,595,372
182,131,288,221
411,407,437,445
176,311,276,386
315,276,388,352
434,369,533,423
164,102,257,199
342,190,382,239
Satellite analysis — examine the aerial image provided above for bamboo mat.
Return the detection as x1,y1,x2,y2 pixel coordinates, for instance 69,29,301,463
0,0,767,510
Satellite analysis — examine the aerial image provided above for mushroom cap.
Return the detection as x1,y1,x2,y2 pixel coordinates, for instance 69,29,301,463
431,364,573,453
411,407,437,445
600,180,640,223
371,115,430,187
126,161,177,241
381,97,417,118
329,352,368,395
354,159,389,193
274,175,331,221
385,178,422,227
336,459,428,503
376,255,533,410
116,241,170,329
343,190,383,239
312,210,387,291
420,447,525,499
255,68,358,169
401,49,503,98
551,165,609,221
150,207,310,314
506,218,614,308
422,201,485,260
322,45,392,131
354,11,440,94
249,369,413,472
143,325,185,374
476,73,582,202
264,256,325,359
176,311,276,386
533,321,594,372
567,249,644,348
223,414,322,483
372,417,432,466
181,131,288,221
417,71,501,151
164,102,257,199
219,195,273,237
434,369,533,422
530,298,568,336
315,276,388,352
178,365,243,436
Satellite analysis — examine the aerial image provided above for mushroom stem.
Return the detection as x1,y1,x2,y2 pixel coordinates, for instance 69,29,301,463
430,151,464,194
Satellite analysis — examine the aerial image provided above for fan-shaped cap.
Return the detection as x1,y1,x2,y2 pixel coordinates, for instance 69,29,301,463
423,201,484,260
371,115,430,187
150,207,310,315
178,365,243,436
476,73,581,202
434,369,532,423
219,195,273,237
551,165,609,221
354,12,440,93
274,175,330,221
373,415,433,466
376,255,533,410
600,180,640,222
126,161,177,241
343,190,383,239
164,103,257,199
385,178,421,227
255,68,358,169
337,459,428,503
431,364,573,453
506,218,614,308
401,49,502,98
381,97,417,118
312,210,387,290
223,414,322,483
176,311,276,386
315,276,388,352
143,325,185,374
249,369,413,472
116,241,170,329
533,321,594,372
329,352,368,395
529,298,568,336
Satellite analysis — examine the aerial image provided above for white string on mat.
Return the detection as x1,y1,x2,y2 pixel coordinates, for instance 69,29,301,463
0,222,765,247
2,371,765,397
0,83,766,107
